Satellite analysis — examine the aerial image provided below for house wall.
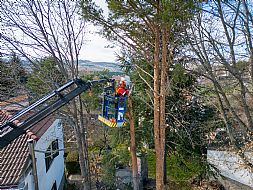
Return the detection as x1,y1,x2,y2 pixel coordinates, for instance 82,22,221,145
24,170,34,190
34,119,64,190
207,150,253,188
19,168,35,190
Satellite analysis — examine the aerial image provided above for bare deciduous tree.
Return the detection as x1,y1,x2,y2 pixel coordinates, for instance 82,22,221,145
185,0,253,171
1,0,92,189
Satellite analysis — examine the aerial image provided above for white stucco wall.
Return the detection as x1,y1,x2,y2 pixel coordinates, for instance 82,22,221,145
22,169,35,190
34,119,64,190
207,150,253,188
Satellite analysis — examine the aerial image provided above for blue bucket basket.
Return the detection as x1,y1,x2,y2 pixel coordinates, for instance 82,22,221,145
98,95,127,127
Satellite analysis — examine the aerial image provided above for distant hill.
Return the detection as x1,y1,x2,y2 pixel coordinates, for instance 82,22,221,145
17,59,122,72
78,60,122,72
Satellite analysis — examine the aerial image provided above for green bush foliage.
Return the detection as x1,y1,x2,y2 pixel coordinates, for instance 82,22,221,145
147,150,205,182
65,151,81,175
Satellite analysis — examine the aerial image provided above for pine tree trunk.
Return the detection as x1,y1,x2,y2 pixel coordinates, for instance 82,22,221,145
153,27,165,190
127,96,139,190
160,27,169,186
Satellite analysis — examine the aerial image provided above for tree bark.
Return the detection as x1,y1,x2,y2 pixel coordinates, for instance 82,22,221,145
127,96,140,190
72,99,91,190
79,95,91,190
153,26,165,190
160,27,169,186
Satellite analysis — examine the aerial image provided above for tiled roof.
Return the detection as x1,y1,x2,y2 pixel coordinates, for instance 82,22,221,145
0,95,28,107
0,110,55,187
0,95,29,110
0,133,29,187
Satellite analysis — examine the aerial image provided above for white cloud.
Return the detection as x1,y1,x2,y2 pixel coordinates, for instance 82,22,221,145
81,24,119,62
1,0,119,62
80,1,119,62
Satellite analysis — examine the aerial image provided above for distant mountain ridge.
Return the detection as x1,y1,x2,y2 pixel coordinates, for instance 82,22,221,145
78,60,122,72
17,59,122,72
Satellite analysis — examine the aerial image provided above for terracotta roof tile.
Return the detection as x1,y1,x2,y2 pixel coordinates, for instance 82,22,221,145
0,109,55,187
0,95,28,106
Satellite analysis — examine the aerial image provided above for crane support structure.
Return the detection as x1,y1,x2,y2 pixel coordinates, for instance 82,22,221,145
0,78,114,149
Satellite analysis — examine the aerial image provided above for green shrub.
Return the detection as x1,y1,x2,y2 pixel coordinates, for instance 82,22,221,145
147,150,205,182
64,181,78,190
101,151,117,187
65,151,81,174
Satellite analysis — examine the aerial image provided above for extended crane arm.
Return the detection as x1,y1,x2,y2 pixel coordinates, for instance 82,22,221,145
0,78,114,149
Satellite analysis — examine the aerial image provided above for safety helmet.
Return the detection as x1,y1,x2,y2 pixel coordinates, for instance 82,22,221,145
120,80,126,86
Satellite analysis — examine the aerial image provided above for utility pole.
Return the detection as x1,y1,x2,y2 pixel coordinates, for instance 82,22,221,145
28,139,39,190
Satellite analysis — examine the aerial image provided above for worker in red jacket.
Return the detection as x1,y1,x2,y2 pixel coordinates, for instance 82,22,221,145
115,79,129,97
112,79,129,123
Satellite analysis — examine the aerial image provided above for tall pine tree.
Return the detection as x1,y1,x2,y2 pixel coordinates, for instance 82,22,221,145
81,1,197,189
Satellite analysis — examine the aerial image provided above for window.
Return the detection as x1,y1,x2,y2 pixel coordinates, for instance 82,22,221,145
45,139,59,172
51,181,57,190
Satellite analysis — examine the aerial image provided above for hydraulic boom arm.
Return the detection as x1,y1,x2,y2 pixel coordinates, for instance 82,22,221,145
0,78,114,149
